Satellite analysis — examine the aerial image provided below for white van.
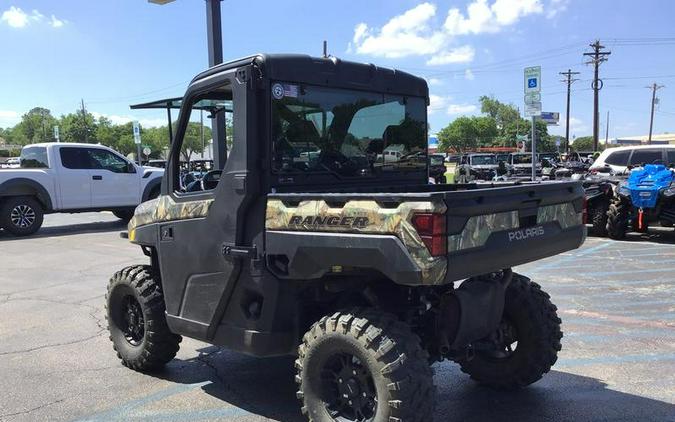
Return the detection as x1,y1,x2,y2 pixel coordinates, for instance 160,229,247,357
590,145,675,173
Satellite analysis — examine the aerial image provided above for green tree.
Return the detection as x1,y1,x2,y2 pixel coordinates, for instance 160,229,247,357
180,122,212,162
59,111,97,143
12,107,58,145
479,96,520,134
438,116,497,152
571,136,598,151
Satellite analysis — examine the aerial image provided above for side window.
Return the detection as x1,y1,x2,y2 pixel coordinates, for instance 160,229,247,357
87,149,132,173
174,81,233,194
667,150,675,166
604,150,630,166
629,149,663,166
20,146,49,168
60,148,90,169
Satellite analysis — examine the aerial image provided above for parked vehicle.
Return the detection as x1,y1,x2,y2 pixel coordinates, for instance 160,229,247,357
0,157,20,169
429,154,447,183
144,159,167,168
0,143,164,236
591,145,675,174
105,54,585,421
509,153,542,177
606,164,675,239
581,172,624,236
454,153,499,182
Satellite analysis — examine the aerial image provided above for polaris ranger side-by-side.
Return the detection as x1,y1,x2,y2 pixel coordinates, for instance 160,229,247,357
106,54,586,421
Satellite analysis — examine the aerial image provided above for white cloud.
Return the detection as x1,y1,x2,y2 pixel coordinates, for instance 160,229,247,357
546,0,570,19
91,112,165,128
429,94,448,114
464,69,475,80
444,0,543,35
0,110,21,128
447,104,478,114
50,15,65,28
427,77,444,86
351,0,546,65
426,45,475,65
0,6,66,28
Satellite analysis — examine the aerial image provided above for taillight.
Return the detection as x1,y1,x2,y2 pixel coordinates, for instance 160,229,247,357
412,213,447,257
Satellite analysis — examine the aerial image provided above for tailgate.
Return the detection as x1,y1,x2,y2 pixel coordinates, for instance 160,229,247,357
441,181,586,282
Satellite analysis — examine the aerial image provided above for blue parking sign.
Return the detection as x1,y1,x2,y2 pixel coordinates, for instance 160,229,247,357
528,78,537,88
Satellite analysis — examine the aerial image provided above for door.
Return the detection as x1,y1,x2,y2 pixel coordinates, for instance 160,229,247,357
86,148,140,207
57,147,92,209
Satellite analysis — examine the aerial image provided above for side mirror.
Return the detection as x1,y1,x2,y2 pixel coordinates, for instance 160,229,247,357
127,162,137,173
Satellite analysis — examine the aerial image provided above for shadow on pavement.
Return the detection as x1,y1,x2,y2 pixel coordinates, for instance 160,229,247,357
0,219,126,241
151,346,675,422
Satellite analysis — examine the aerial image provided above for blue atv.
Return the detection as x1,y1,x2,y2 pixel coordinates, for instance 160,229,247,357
606,164,675,239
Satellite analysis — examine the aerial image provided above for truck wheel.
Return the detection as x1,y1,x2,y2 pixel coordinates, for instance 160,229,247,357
459,274,562,390
296,310,435,422
112,210,135,222
0,196,44,236
606,198,630,240
106,265,181,371
589,200,610,236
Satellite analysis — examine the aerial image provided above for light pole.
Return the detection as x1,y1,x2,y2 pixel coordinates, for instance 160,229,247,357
148,0,227,169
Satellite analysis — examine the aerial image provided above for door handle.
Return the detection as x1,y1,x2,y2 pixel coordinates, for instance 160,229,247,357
92,175,103,180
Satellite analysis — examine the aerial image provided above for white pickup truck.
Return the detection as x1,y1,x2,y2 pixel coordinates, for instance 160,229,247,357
0,143,164,236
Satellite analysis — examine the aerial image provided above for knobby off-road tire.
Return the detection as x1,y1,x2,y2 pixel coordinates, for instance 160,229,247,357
112,209,135,222
0,196,44,236
296,309,435,422
106,265,181,371
606,197,631,240
459,274,562,390
589,199,610,236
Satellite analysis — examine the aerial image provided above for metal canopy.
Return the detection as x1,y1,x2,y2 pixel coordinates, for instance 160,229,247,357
129,97,233,113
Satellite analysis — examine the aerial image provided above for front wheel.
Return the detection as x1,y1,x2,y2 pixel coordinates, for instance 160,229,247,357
606,198,631,240
112,209,135,222
459,274,562,390
589,199,610,236
0,196,44,236
296,309,435,422
106,265,181,371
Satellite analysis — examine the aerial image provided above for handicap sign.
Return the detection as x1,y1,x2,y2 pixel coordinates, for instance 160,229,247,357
528,78,538,89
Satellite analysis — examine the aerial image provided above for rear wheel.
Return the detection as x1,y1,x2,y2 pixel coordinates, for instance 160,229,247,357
606,198,631,240
0,196,44,236
112,209,135,222
296,309,435,422
459,274,562,390
106,265,181,371
589,199,610,236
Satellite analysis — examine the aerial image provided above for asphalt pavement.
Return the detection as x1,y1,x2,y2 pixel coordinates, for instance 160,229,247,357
0,213,674,421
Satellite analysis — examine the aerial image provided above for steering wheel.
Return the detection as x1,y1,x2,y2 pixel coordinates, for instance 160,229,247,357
200,170,222,191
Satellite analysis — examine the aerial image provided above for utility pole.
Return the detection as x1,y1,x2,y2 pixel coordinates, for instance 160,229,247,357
647,83,664,144
80,99,88,143
583,40,611,152
559,69,579,154
605,110,610,145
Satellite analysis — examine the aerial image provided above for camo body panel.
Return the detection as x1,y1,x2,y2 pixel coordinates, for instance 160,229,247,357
266,199,448,284
447,211,519,251
128,195,214,236
537,203,582,229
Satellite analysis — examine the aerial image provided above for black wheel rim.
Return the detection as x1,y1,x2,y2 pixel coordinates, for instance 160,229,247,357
120,295,145,346
321,352,377,422
482,318,519,360
10,204,35,228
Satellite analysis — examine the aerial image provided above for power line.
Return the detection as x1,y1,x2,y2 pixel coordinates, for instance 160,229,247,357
583,40,611,151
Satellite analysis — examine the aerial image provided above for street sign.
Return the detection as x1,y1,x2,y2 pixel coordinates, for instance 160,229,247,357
524,66,541,94
132,121,141,144
143,147,151,156
524,92,541,104
539,111,560,125
53,125,60,142
525,101,542,117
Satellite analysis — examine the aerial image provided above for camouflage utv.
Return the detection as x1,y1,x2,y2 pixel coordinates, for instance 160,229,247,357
106,54,585,421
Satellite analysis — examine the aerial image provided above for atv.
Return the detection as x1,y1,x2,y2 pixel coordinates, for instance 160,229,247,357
105,54,586,421
606,164,675,239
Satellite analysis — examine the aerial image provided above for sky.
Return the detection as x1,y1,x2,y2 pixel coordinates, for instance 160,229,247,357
1,0,675,142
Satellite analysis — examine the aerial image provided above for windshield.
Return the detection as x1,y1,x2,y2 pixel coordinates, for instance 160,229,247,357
471,155,497,165
511,154,533,164
430,155,444,166
272,83,427,179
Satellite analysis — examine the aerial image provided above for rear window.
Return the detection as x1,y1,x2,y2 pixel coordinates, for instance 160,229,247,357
604,149,630,166
20,146,49,168
629,149,663,166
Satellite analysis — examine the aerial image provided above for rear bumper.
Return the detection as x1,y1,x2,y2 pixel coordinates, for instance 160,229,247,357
444,222,586,282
